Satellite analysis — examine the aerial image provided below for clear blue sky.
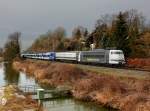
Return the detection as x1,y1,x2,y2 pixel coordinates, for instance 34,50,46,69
0,0,150,49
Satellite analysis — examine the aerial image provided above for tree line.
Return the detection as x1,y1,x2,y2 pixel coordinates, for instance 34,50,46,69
1,9,150,61
29,9,150,58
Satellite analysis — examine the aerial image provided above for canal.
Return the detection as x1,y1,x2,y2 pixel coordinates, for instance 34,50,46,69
0,62,115,111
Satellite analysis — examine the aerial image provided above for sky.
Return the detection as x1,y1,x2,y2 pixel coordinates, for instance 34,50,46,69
0,0,150,49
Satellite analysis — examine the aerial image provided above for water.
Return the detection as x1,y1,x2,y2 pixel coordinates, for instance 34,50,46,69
42,98,113,111
0,62,36,86
0,62,115,111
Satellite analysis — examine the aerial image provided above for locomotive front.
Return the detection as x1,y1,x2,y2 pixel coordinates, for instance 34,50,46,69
109,50,125,65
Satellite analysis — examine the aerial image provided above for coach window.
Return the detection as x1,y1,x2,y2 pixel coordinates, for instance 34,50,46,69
111,52,123,54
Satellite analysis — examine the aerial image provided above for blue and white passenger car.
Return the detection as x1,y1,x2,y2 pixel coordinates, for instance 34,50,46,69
21,52,56,61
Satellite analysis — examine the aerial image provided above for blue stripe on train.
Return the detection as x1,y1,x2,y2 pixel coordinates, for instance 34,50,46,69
48,52,56,60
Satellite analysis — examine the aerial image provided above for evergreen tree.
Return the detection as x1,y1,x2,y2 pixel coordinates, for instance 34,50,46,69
113,12,130,56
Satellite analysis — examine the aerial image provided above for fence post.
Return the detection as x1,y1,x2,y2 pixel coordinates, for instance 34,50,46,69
37,89,44,100
37,88,44,105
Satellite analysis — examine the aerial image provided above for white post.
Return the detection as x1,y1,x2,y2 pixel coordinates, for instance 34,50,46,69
90,44,95,50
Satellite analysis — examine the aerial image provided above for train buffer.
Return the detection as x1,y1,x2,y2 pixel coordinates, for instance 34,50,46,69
18,85,71,100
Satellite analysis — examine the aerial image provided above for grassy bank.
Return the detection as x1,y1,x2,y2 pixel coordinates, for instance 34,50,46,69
13,59,150,111
0,85,42,111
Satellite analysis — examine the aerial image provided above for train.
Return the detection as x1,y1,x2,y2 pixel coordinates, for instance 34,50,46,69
21,49,126,65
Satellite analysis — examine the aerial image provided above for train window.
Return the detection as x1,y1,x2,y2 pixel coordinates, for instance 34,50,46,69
45,55,47,57
43,55,49,57
83,55,104,58
111,52,123,54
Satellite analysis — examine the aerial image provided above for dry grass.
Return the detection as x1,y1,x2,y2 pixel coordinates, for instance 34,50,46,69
13,60,87,86
13,60,150,111
127,58,150,71
0,85,42,111
73,75,150,111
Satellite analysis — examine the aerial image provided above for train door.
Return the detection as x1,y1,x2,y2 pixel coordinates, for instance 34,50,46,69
105,50,110,64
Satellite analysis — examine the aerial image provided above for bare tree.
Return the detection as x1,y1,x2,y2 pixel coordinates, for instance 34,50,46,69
3,32,21,61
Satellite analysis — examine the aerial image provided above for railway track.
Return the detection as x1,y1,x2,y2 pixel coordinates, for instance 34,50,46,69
122,66,150,72
53,60,150,73
74,63,150,79
103,64,150,72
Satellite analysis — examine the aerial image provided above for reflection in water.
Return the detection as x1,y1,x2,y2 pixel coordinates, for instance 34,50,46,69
42,99,115,111
4,63,20,85
0,62,36,86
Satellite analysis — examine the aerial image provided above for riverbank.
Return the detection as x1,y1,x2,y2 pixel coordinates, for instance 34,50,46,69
0,85,42,111
13,59,150,111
